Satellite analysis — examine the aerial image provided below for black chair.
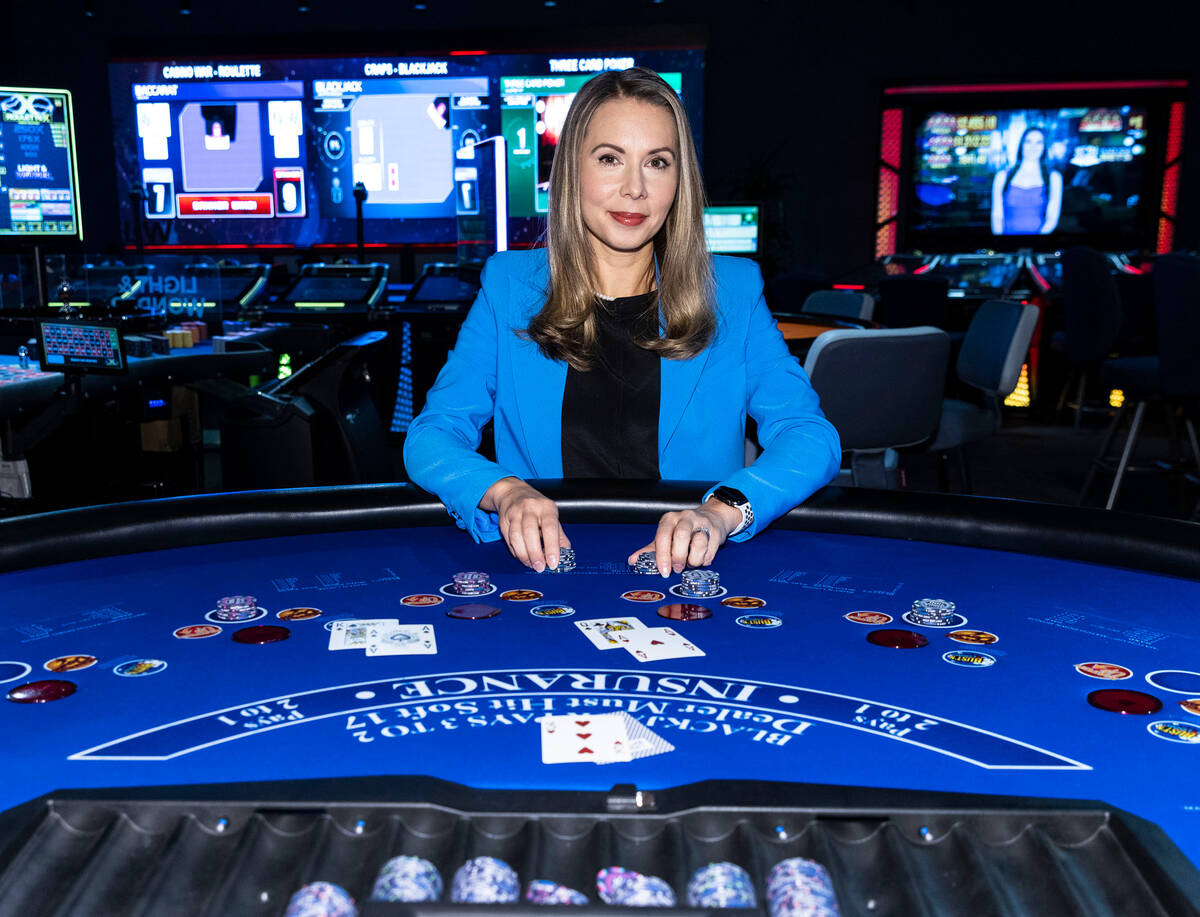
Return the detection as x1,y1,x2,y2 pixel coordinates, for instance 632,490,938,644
874,275,951,328
221,330,393,489
803,327,950,489
923,300,1040,493
1057,246,1124,429
1080,253,1200,511
801,290,875,322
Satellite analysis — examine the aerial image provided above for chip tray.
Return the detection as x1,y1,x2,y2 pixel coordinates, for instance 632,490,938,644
0,778,1197,916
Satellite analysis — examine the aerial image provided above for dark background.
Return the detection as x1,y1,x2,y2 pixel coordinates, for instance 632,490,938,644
3,0,1199,286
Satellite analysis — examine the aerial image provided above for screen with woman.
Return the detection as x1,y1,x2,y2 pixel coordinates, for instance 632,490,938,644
910,106,1148,239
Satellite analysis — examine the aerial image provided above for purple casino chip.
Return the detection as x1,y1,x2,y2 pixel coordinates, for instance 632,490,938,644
526,880,588,906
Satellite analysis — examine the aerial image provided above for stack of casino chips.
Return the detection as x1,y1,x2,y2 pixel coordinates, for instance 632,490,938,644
766,858,841,917
632,551,659,574
687,862,757,908
216,595,259,621
452,571,491,595
450,856,520,903
284,881,357,917
908,598,956,626
679,569,721,597
371,855,444,903
525,879,589,905
548,547,576,572
596,867,677,907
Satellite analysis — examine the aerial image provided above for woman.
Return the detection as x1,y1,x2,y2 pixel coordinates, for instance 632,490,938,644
404,68,840,576
991,126,1063,235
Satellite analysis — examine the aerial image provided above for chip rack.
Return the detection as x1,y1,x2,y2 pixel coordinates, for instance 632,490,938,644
0,778,1197,916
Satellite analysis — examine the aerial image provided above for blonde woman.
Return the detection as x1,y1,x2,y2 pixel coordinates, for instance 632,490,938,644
404,68,839,575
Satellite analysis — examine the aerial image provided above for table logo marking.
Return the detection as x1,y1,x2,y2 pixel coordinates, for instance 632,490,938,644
1147,721,1200,744
70,667,1090,771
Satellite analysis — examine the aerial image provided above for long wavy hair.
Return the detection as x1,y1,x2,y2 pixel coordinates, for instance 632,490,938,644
1003,126,1051,201
525,67,715,371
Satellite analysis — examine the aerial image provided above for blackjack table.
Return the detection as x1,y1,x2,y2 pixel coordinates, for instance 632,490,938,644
1,481,1199,916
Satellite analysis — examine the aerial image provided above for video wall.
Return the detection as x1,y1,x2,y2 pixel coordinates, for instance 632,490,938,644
0,87,82,239
108,50,703,248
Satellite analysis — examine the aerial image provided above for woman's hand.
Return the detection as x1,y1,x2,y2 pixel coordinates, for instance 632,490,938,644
481,477,571,572
627,498,743,577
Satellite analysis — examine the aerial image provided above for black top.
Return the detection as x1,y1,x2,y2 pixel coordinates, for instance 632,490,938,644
561,292,661,478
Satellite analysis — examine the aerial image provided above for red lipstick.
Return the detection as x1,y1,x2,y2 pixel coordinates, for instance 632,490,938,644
610,212,647,226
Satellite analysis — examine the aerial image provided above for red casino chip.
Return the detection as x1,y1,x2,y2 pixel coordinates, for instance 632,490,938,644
232,625,291,644
657,603,712,621
867,629,929,649
1087,688,1163,715
7,680,77,703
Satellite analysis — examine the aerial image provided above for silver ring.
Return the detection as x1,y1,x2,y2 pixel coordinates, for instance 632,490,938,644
695,527,711,538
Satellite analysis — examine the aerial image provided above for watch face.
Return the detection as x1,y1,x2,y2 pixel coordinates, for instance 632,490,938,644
714,486,748,507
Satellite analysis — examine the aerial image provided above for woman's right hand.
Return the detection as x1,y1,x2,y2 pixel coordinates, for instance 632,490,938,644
481,477,571,572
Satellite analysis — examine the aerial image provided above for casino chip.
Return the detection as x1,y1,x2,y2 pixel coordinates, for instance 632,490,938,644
687,862,756,908
452,571,491,595
526,879,589,906
372,855,444,903
543,547,576,572
284,881,357,917
905,598,960,627
632,551,659,574
218,594,257,611
450,856,520,903
596,867,676,907
767,857,841,917
678,569,721,597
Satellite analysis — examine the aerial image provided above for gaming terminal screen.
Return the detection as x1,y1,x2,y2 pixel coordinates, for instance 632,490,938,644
0,87,82,239
108,50,704,249
904,99,1167,251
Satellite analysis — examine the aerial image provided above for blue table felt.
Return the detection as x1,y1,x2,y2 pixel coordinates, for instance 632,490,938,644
2,521,1199,866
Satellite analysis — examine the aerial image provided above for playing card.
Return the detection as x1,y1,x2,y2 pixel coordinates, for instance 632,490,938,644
574,617,646,650
366,623,437,656
618,626,705,662
618,712,675,759
540,713,632,764
328,619,397,650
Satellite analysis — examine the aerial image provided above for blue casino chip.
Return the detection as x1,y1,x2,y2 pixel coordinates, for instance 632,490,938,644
372,855,443,903
285,881,356,917
450,856,520,903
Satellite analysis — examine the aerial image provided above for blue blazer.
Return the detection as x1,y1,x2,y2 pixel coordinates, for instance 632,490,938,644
403,249,840,543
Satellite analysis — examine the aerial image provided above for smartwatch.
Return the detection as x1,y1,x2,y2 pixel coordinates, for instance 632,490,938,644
710,486,754,535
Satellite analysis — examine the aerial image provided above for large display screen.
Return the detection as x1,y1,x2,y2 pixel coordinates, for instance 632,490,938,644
0,87,82,239
108,50,703,249
911,105,1149,239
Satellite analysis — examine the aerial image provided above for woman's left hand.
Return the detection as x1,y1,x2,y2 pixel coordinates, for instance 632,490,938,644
627,499,743,577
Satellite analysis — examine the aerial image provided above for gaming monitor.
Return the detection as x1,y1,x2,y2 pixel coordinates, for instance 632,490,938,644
107,50,704,250
0,87,82,239
912,106,1149,239
37,321,126,373
703,204,760,255
879,81,1187,254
